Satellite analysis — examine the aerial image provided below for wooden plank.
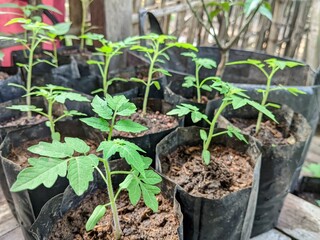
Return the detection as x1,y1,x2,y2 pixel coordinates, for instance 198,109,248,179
277,193,320,240
251,229,291,240
0,227,23,240
104,0,132,41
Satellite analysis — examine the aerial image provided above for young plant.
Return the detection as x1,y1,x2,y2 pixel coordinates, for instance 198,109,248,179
167,78,276,164
83,33,137,97
186,0,272,76
130,33,197,115
226,58,305,133
79,0,95,50
7,84,89,141
10,94,161,239
180,51,217,103
0,18,67,118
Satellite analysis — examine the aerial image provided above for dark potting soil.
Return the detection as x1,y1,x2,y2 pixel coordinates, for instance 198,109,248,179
7,137,98,168
49,190,180,240
0,114,47,128
164,144,253,199
0,71,10,80
230,118,296,145
113,110,178,138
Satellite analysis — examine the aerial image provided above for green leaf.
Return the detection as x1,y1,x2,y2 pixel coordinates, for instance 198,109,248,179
303,163,320,178
86,205,106,231
191,111,204,123
65,137,90,154
258,2,272,21
197,58,217,69
106,94,129,112
232,96,248,109
227,126,248,143
140,183,159,212
10,157,67,192
28,141,73,158
114,119,147,133
37,4,62,14
153,81,161,90
55,92,89,104
200,129,208,141
127,177,141,205
80,117,110,132
50,22,71,35
183,75,196,88
201,84,212,91
52,132,60,142
141,170,162,185
97,141,120,160
287,87,306,96
67,156,96,195
244,0,261,17
116,102,137,117
91,95,113,119
167,105,192,117
202,149,211,165
7,105,43,113
247,100,278,123
181,52,197,58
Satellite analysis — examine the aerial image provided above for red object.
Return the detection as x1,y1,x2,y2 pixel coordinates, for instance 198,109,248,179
0,0,65,67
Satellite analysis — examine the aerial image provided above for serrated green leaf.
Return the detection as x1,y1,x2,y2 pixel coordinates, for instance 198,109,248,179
201,84,212,91
28,141,73,158
202,149,211,165
7,105,43,113
232,96,248,109
10,157,67,192
141,170,162,185
127,178,141,205
258,2,272,21
191,111,204,123
140,183,159,212
55,92,89,104
65,137,90,154
117,102,137,116
197,58,217,69
120,174,134,189
80,117,110,132
86,205,106,231
167,105,191,117
91,95,113,119
67,156,96,195
97,141,120,160
114,119,147,133
142,156,153,169
247,100,278,123
200,129,208,141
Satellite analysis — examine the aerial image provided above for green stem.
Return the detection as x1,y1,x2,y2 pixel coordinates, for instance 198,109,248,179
204,101,229,151
142,57,156,115
47,100,56,138
80,0,87,51
255,68,278,134
110,171,132,175
104,160,122,239
108,111,117,141
103,56,111,97
26,31,37,119
195,64,201,103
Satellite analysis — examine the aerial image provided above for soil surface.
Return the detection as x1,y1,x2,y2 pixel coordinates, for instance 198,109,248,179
0,114,46,128
229,118,295,145
0,71,9,80
49,190,180,240
113,110,178,138
163,144,253,199
8,137,98,168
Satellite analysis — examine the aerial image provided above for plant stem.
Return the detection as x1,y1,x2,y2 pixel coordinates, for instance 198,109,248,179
195,63,201,103
142,57,156,115
80,0,87,51
255,68,278,134
103,160,122,239
103,56,111,97
47,99,56,138
204,101,229,151
108,111,117,141
26,31,37,119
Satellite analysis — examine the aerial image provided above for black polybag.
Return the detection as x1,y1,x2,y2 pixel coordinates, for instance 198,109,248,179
156,126,262,240
218,104,312,236
0,120,104,240
30,159,184,240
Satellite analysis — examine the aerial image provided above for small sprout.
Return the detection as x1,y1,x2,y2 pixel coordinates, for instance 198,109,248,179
130,33,197,115
168,78,276,164
7,84,89,141
227,58,305,133
181,51,217,103
83,33,138,97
